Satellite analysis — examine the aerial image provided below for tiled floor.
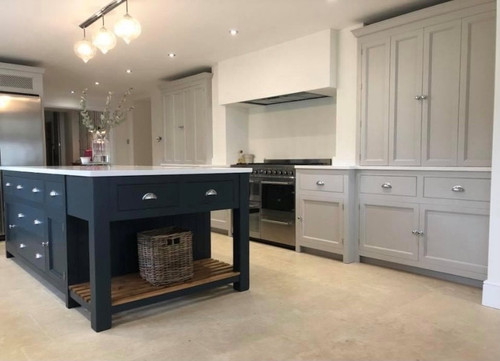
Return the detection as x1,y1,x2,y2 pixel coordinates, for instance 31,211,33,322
1,234,500,361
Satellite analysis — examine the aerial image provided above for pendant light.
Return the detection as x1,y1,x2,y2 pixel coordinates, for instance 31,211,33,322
114,0,141,44
93,17,117,54
74,28,97,63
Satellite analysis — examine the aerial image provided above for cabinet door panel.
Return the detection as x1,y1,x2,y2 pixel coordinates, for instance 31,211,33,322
184,89,196,163
422,20,461,166
46,217,66,282
360,200,419,260
389,30,423,166
420,205,488,278
194,86,209,164
360,39,390,165
297,195,343,253
173,92,186,163
458,13,495,166
162,93,175,163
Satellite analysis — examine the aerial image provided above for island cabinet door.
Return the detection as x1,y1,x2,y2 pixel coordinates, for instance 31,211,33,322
45,217,67,284
359,199,419,261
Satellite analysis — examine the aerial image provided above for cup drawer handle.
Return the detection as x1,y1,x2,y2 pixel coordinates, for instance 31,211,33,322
142,192,158,201
35,253,43,259
205,189,218,197
451,185,465,192
316,181,325,186
18,213,25,218
49,190,60,197
16,184,24,190
34,219,43,225
5,182,11,187
32,187,41,193
381,183,392,189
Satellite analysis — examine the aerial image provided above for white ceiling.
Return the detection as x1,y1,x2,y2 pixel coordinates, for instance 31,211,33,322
0,0,449,108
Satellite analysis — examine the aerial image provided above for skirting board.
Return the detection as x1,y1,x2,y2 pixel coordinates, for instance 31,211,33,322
482,281,500,309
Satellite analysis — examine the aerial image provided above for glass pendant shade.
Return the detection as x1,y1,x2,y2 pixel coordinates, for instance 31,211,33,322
74,37,97,63
93,26,117,54
114,14,141,44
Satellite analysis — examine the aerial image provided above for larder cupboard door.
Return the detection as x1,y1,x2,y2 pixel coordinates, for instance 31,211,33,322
419,204,489,278
360,38,390,165
389,30,423,166
193,86,209,164
458,12,495,166
359,200,419,261
421,20,461,166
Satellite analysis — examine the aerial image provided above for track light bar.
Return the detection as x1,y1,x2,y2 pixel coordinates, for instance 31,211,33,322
79,0,127,29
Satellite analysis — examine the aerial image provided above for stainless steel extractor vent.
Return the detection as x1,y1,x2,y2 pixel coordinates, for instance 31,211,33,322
242,91,329,106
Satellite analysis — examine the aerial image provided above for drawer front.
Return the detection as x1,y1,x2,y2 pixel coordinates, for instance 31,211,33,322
423,177,491,202
10,228,46,271
360,175,417,197
299,173,344,193
117,182,180,211
10,203,45,237
45,181,66,210
5,176,44,203
183,180,235,209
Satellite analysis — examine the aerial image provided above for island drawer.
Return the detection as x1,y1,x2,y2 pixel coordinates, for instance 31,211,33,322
9,203,45,237
116,182,180,211
423,176,491,202
45,181,66,210
359,175,417,197
299,173,344,193
3,175,44,203
183,180,236,210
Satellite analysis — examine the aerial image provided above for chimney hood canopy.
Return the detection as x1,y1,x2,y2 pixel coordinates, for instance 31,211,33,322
241,91,329,106
218,29,338,106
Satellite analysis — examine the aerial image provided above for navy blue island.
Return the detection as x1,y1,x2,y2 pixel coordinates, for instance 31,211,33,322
0,165,250,332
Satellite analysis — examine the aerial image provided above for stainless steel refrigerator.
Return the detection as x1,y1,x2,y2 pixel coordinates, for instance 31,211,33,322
0,93,45,237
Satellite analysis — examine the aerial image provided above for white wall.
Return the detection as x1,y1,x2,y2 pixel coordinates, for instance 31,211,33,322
110,113,133,165
334,25,361,165
247,97,336,162
482,0,500,310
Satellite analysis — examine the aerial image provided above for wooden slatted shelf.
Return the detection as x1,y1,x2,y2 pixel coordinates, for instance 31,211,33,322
69,258,239,307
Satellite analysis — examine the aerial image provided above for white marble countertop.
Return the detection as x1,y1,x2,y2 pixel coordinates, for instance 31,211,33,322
0,165,252,177
295,165,492,172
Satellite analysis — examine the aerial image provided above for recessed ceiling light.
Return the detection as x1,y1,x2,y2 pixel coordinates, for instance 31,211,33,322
168,53,176,58
229,29,239,36
126,69,132,73
70,90,75,94
95,81,100,86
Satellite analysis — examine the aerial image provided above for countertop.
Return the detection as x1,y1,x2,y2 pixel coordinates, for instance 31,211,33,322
0,165,252,177
295,165,492,172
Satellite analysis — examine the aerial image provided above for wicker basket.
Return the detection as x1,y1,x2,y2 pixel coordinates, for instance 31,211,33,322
137,227,193,286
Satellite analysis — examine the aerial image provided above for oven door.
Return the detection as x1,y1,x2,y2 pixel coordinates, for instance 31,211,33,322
260,180,295,246
249,201,261,239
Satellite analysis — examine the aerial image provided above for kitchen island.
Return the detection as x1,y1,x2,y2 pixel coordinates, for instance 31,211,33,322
0,165,250,332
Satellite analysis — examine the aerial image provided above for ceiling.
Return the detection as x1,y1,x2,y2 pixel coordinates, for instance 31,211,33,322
0,0,449,109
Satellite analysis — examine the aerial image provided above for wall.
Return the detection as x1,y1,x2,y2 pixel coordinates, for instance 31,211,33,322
483,0,500,310
110,113,133,165
247,97,336,162
132,98,153,165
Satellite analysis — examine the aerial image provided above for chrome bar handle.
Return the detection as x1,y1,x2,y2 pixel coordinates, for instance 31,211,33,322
49,190,60,197
316,181,325,186
142,192,158,200
381,183,392,189
451,185,465,192
32,187,41,193
205,189,218,196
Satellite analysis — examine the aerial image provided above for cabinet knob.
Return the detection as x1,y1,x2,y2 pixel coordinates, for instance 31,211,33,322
316,181,325,186
205,189,218,197
142,192,158,201
415,95,421,100
16,184,23,190
33,219,43,225
8,224,16,229
35,253,43,259
178,125,185,129
418,231,424,236
32,187,41,193
17,213,25,218
420,95,428,100
297,216,302,221
19,243,26,249
411,230,419,235
49,190,60,197
381,183,392,189
451,185,465,193
155,136,163,142
5,182,11,187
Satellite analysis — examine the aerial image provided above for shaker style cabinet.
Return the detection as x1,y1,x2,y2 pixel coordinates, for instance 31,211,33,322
358,171,490,280
160,73,213,164
355,1,495,167
295,169,357,263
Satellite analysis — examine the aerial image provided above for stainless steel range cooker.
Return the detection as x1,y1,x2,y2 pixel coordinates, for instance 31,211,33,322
233,159,331,248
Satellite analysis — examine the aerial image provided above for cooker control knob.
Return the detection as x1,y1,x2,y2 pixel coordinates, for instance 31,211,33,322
272,170,277,175
283,171,288,176
277,170,282,175
289,170,294,176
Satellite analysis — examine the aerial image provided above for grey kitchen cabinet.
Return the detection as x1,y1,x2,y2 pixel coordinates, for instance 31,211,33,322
355,0,495,167
160,73,213,164
358,170,491,280
295,169,357,263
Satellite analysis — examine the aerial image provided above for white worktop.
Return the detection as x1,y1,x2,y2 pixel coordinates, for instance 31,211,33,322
0,165,252,177
295,165,492,172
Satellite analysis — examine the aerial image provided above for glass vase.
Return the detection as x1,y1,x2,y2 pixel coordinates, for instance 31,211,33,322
91,131,110,163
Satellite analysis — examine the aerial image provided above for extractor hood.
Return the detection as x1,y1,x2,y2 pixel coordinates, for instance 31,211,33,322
241,91,329,106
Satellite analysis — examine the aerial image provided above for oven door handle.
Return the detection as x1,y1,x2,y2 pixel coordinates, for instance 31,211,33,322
261,218,293,226
261,181,294,185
